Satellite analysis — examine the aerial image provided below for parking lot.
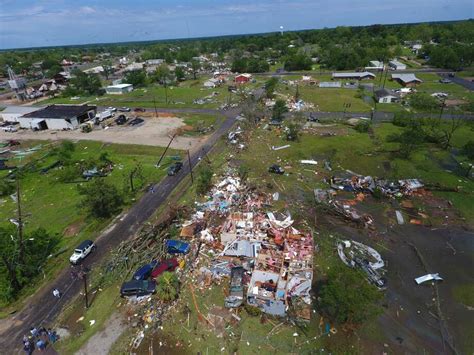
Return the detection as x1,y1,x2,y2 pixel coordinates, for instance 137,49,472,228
0,115,204,151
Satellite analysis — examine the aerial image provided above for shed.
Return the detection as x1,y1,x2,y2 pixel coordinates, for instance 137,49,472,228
319,81,342,88
332,72,375,80
389,60,407,71
235,74,252,84
105,84,133,95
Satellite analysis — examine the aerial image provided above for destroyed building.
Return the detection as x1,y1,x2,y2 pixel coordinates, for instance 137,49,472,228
179,173,314,320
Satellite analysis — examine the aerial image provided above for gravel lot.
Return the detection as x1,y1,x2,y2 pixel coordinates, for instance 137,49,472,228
0,116,204,151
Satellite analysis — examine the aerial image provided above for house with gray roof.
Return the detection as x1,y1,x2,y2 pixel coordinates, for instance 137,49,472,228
391,73,423,87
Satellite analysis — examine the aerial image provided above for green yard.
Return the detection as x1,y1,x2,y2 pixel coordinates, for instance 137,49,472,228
0,140,181,311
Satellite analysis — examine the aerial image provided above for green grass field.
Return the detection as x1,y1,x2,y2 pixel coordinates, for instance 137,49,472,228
0,140,181,311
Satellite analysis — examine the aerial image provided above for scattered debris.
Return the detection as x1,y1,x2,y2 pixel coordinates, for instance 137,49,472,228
415,273,443,285
271,145,291,151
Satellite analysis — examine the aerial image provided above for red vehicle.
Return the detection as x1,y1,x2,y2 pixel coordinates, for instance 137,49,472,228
150,258,179,279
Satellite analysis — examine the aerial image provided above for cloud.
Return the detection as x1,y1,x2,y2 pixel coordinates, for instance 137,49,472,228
79,6,96,14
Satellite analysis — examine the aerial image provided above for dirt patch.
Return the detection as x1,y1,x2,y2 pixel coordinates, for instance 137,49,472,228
445,99,467,107
63,221,84,237
76,312,126,355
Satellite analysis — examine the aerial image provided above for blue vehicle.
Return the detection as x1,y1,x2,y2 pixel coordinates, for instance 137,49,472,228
132,261,158,280
165,240,190,255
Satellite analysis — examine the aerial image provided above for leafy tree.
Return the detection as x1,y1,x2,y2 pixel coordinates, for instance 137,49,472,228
69,72,103,96
46,64,62,78
124,70,146,87
196,166,213,195
387,123,426,158
286,122,301,141
264,77,279,99
284,53,312,71
56,165,81,183
354,120,370,133
272,99,288,121
156,271,179,302
0,226,59,300
409,93,439,111
78,179,123,218
319,264,383,325
190,60,201,80
461,140,474,160
175,66,185,81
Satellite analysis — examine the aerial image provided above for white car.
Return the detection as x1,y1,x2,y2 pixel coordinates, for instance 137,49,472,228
107,106,117,112
69,240,96,264
1,126,18,133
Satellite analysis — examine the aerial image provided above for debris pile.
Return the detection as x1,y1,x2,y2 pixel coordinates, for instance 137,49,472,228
180,172,315,320
337,240,386,289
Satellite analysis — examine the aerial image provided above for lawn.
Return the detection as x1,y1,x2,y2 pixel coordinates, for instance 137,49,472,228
0,140,181,311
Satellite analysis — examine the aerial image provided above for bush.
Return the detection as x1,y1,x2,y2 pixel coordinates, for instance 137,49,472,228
319,264,383,325
393,112,413,127
196,166,213,195
244,304,262,317
156,271,179,302
354,121,370,133
0,179,15,197
78,179,123,218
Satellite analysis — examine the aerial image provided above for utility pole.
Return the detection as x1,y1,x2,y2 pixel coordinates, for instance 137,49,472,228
16,178,25,265
187,150,194,184
382,69,389,89
156,134,176,167
153,96,158,117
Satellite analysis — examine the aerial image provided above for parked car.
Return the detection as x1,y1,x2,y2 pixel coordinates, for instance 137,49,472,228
439,78,452,84
115,115,128,125
107,106,117,112
268,164,285,175
1,126,18,132
150,258,179,279
166,240,190,254
69,240,95,264
129,118,144,126
132,261,159,280
120,280,156,297
167,162,183,176
307,114,319,122
118,107,131,112
134,107,146,112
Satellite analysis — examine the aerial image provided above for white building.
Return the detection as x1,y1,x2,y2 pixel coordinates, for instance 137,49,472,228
375,88,399,103
389,60,407,71
365,60,384,71
146,59,165,65
17,105,96,130
0,106,38,123
105,84,133,95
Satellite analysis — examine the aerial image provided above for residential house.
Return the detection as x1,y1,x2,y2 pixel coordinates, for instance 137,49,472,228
391,73,422,87
388,60,407,71
105,84,133,95
124,63,144,72
332,72,375,80
83,66,104,75
18,104,96,130
374,88,399,103
145,59,165,66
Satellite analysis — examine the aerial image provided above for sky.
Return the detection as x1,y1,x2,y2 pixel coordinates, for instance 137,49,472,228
0,0,472,49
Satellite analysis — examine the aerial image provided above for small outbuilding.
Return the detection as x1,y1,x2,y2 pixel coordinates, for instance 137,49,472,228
105,84,133,95
234,74,252,84
389,60,407,71
332,72,375,80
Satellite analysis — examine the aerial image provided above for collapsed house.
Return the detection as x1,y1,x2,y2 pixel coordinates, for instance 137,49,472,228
180,173,314,320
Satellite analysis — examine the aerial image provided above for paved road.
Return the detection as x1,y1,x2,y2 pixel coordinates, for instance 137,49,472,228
0,106,241,352
438,73,474,91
